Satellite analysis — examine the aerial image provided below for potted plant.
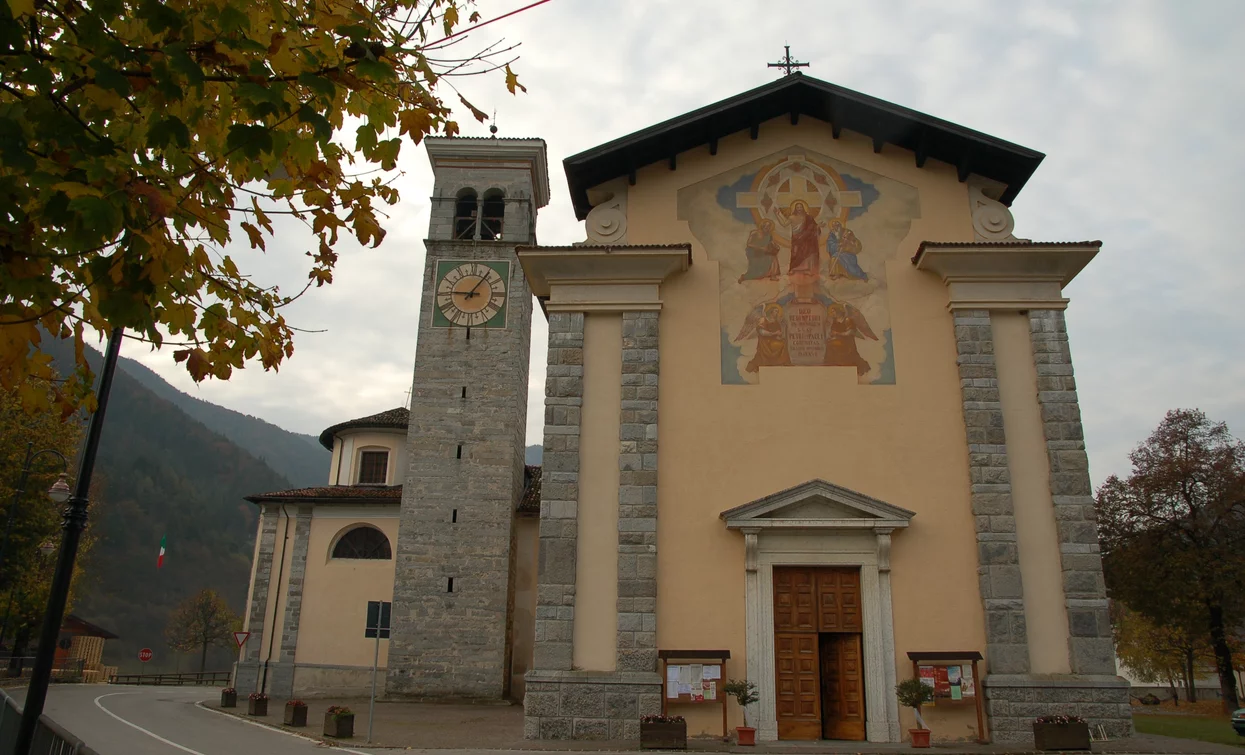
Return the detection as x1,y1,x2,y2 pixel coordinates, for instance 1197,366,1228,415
284,699,308,727
247,692,268,716
324,705,355,738
1033,714,1090,751
220,688,237,708
723,678,760,746
895,678,934,748
639,714,686,750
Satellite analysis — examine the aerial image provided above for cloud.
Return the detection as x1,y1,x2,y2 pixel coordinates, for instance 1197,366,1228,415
127,0,1245,488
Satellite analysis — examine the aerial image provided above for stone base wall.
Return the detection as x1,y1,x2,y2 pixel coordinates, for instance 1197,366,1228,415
233,661,387,699
524,670,661,740
984,675,1133,745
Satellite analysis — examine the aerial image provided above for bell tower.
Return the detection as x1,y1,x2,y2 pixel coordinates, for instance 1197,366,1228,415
386,137,549,699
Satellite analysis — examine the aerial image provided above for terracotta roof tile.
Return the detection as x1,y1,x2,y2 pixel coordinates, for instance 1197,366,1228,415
519,465,541,514
317,407,409,450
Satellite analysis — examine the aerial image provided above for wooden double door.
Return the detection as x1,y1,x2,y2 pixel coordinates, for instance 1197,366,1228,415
773,566,866,741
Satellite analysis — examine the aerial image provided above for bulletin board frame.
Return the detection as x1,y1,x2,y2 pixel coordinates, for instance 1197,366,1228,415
906,651,987,744
658,649,731,740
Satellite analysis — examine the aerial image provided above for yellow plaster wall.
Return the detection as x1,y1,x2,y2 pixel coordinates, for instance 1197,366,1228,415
511,515,540,699
328,430,407,486
294,510,399,667
574,313,623,671
992,312,1070,674
616,117,988,738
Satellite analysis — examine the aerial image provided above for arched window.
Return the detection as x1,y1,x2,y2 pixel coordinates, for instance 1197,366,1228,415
356,448,389,485
480,189,505,240
332,526,392,560
453,188,478,239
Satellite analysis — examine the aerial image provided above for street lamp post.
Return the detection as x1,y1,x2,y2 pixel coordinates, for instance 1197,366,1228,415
14,327,124,755
0,447,71,648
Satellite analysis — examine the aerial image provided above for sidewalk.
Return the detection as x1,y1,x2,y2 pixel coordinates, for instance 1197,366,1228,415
206,695,1241,753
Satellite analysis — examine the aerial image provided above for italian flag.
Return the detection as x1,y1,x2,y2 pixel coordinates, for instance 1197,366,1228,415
157,535,166,569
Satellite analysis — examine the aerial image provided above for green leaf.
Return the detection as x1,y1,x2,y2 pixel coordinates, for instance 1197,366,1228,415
136,0,184,35
225,124,273,159
353,59,393,82
297,73,336,101
91,60,132,97
373,138,400,170
148,116,190,149
167,46,205,87
355,123,377,153
18,56,53,90
217,4,250,34
68,195,122,237
297,104,331,142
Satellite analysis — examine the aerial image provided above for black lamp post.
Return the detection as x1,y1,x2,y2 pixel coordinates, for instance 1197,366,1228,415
14,327,123,754
0,447,71,649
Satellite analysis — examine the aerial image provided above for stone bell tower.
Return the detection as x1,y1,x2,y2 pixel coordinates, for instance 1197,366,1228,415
386,136,549,699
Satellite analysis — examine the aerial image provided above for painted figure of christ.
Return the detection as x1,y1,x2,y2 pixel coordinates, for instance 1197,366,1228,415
786,201,820,281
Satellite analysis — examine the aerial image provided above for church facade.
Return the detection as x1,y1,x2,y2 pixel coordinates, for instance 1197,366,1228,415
235,73,1130,745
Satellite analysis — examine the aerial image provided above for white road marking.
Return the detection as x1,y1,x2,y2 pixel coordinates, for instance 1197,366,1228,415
93,692,209,755
193,699,372,755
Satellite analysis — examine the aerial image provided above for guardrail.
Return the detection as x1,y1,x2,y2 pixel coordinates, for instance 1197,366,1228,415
108,670,231,686
0,688,97,755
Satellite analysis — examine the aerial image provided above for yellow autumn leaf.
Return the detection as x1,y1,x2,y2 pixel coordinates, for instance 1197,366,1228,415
5,0,34,18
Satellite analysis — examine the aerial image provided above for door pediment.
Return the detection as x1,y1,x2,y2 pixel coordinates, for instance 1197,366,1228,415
720,479,914,531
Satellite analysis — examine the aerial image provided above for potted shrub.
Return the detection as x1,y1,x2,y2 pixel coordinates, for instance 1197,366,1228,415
895,678,934,748
324,705,355,738
639,714,686,750
284,699,308,727
1033,714,1090,751
723,678,760,746
247,692,268,716
220,688,237,708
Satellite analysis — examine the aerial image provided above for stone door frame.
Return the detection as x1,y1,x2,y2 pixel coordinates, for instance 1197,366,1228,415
720,479,914,743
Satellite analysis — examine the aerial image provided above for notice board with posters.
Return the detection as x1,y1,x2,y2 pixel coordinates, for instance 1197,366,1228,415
658,650,730,739
906,651,987,744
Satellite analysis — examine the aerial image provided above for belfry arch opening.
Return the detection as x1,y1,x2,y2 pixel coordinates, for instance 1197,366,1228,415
453,188,478,239
480,189,505,240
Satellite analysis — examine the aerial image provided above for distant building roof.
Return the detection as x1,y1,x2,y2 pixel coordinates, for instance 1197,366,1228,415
63,614,118,640
317,407,409,450
245,485,403,505
519,465,541,515
563,72,1044,219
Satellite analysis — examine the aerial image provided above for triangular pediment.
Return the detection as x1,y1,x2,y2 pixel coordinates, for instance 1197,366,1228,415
720,479,914,531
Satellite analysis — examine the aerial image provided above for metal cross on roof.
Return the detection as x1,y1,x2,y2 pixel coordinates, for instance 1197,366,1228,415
767,45,809,76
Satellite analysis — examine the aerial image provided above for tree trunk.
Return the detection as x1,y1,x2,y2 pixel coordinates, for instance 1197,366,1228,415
1184,648,1197,702
199,640,208,674
1167,673,1179,705
1206,603,1241,713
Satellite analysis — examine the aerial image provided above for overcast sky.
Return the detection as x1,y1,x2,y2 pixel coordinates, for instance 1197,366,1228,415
122,0,1245,487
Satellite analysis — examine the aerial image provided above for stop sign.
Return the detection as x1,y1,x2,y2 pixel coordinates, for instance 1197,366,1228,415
138,648,153,662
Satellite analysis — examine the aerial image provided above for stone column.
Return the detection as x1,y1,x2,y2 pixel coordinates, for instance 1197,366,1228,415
1028,311,1116,675
953,309,1030,676
616,311,659,673
270,506,312,697
237,505,279,693
532,311,584,673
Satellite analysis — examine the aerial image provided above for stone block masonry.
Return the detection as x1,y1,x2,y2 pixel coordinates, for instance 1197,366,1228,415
385,237,533,700
236,506,278,693
532,311,584,672
984,676,1131,744
1029,310,1117,676
616,312,659,673
525,672,662,740
953,309,1030,677
271,507,312,697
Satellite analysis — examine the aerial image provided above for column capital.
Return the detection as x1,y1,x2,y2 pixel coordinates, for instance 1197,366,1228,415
912,241,1099,311
517,244,690,313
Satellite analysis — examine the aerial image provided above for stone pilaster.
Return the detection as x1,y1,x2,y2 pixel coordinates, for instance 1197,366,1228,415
236,505,279,693
533,311,584,672
616,311,659,673
269,506,312,697
1028,310,1115,674
953,309,1029,676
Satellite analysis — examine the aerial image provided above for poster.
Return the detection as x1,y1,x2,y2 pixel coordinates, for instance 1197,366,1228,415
960,664,975,698
666,681,679,699
702,665,721,680
918,665,936,692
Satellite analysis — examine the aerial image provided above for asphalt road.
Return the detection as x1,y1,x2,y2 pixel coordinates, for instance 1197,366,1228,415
7,684,379,755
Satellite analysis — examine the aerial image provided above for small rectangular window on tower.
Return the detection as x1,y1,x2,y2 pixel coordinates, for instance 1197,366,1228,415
357,450,389,485
461,386,467,399
447,577,454,593
451,509,458,523
456,444,463,459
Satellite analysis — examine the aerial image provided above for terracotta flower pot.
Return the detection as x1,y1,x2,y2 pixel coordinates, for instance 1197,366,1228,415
736,726,756,746
284,703,307,727
910,728,931,748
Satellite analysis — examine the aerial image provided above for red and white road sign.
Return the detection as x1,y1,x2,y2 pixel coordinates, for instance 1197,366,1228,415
138,648,153,662
233,631,250,649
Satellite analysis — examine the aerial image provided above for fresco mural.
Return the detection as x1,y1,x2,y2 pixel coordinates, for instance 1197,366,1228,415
677,149,920,385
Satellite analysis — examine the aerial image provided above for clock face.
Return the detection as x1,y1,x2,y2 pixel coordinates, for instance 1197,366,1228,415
433,260,510,328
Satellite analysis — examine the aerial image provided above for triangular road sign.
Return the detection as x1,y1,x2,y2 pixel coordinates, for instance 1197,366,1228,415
233,631,250,649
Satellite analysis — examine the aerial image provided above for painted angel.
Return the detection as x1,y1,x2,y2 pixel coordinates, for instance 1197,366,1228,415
734,302,790,372
823,301,877,376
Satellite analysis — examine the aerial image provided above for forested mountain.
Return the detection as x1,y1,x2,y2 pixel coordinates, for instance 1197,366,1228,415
117,357,327,487
42,338,297,673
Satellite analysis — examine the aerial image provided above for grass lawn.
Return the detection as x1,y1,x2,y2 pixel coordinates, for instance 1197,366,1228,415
1134,712,1244,747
